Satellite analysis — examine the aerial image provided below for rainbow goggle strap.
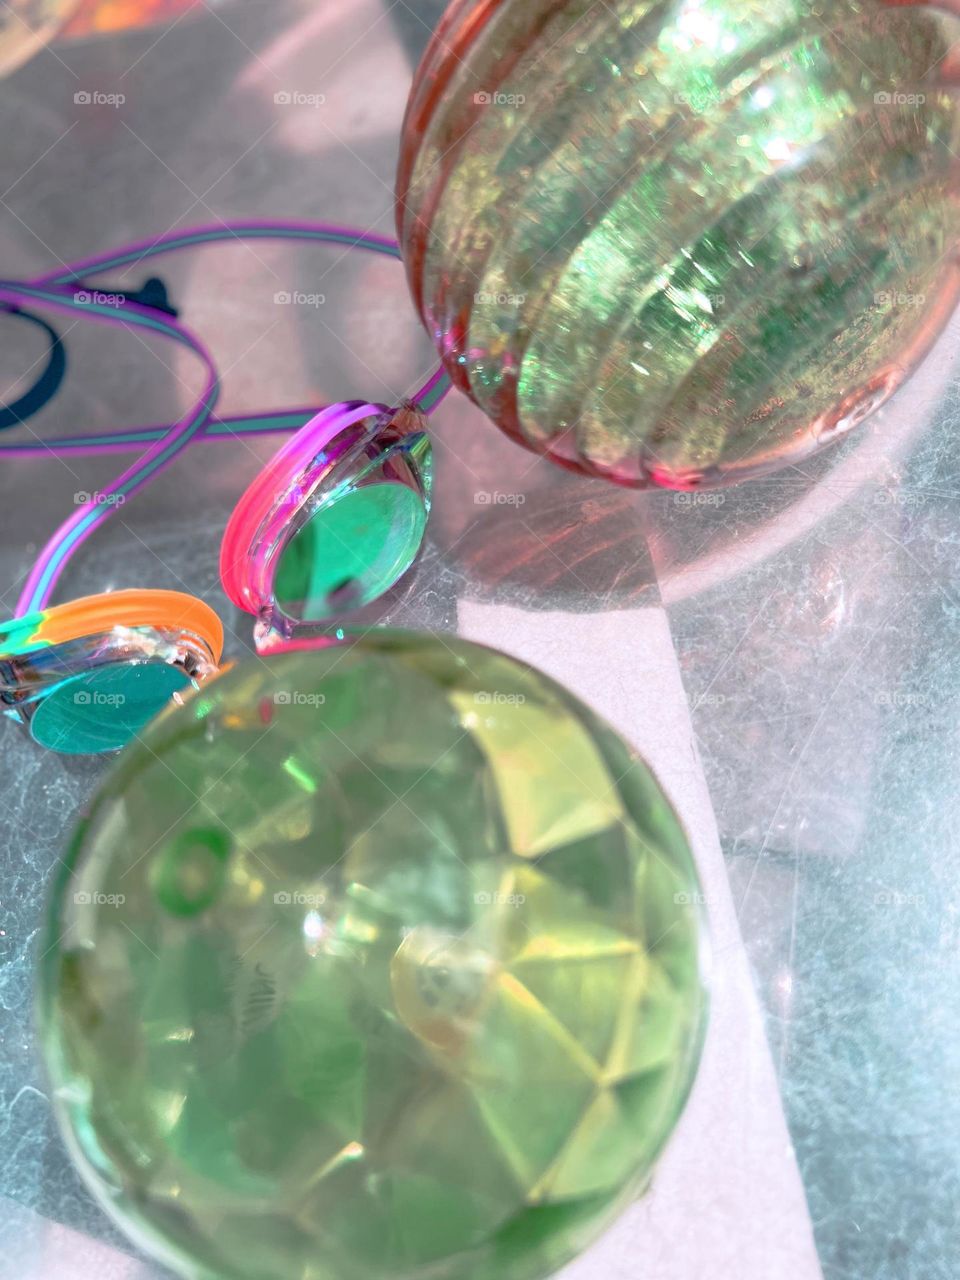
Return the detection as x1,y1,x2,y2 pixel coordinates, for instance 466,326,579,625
1,402,429,754
0,590,223,755
220,399,432,650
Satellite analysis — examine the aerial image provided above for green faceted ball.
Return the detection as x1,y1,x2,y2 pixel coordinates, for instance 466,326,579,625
37,633,708,1280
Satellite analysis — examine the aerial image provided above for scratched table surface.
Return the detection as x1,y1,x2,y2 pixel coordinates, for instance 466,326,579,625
1,3,959,1279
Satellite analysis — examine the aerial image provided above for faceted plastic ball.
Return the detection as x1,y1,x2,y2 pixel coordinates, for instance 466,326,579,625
397,0,960,488
38,633,707,1280
0,0,78,77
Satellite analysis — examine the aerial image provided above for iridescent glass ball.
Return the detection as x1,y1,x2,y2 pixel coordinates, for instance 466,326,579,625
397,0,960,488
37,633,707,1280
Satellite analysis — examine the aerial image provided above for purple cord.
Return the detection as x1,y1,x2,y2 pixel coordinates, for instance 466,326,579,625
4,220,451,617
0,409,318,458
7,283,220,616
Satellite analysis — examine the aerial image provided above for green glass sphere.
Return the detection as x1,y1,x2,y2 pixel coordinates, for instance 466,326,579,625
398,0,960,487
37,633,707,1280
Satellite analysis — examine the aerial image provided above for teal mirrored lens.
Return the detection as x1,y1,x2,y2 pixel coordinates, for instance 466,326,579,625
30,662,191,754
273,483,427,620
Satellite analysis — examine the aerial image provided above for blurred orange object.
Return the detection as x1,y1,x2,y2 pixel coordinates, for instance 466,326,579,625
59,0,202,38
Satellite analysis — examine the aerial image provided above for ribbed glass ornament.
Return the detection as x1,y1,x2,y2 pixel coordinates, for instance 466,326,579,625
397,0,960,487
